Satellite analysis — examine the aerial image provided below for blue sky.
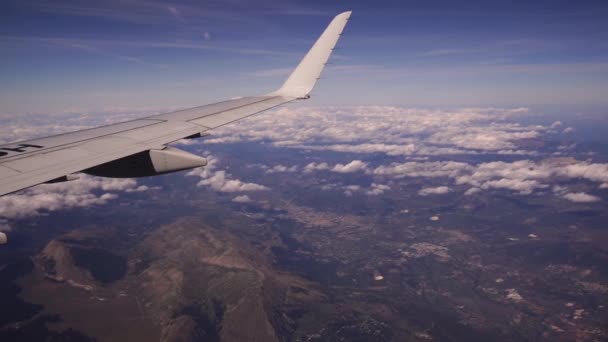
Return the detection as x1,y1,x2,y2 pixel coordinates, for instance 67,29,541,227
1,0,608,115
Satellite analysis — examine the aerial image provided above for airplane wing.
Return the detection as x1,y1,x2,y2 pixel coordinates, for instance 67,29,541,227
0,11,352,197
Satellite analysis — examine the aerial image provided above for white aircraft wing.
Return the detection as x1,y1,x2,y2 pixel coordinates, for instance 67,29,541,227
0,11,352,197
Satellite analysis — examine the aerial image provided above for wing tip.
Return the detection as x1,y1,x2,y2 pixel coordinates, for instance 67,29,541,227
338,10,353,18
269,11,352,99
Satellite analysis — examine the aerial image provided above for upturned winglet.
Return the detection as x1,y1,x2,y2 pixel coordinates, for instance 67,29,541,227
271,11,352,99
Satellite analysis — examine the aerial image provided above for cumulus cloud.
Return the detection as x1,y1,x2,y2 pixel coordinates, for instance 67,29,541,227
186,154,268,192
374,161,472,179
304,162,330,172
266,165,298,173
373,158,608,199
562,192,600,203
203,136,243,144
197,170,268,192
306,143,418,156
464,187,481,196
478,178,544,195
126,185,161,193
332,160,368,173
366,183,390,196
232,195,252,203
426,126,539,151
0,175,147,219
418,186,451,196
344,185,361,191
203,106,542,157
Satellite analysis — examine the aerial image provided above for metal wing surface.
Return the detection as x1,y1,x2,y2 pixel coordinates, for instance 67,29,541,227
0,11,352,197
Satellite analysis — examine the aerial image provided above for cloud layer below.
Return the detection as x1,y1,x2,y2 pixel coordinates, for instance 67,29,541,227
205,106,544,156
0,175,154,219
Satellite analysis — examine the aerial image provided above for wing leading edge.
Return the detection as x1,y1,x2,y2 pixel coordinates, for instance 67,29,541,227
0,11,352,197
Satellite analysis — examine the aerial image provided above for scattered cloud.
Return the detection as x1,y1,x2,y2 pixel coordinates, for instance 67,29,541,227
0,175,147,219
232,195,252,203
550,121,563,129
203,136,243,144
197,170,269,192
332,160,368,173
126,185,161,193
418,186,451,196
374,158,608,198
266,165,298,173
366,183,390,196
344,185,361,192
562,192,601,203
374,161,472,179
207,106,540,157
187,154,268,192
464,187,481,196
2,105,604,222
304,162,330,172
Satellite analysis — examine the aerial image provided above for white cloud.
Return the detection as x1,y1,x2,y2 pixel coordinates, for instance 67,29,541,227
197,170,268,192
374,161,472,179
266,164,298,173
344,185,361,192
306,143,418,156
373,158,608,199
464,187,481,195
332,160,368,173
562,192,600,203
3,107,602,212
232,195,252,203
479,178,544,195
320,183,337,191
126,185,161,193
186,154,268,193
203,136,243,144
304,162,330,172
418,186,450,196
0,175,146,219
563,127,575,133
426,126,539,151
173,138,201,146
204,106,540,157
366,183,390,196
558,162,608,183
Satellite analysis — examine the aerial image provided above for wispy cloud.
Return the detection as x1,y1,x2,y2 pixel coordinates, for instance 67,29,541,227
49,38,169,68
23,0,327,25
246,67,293,77
0,35,296,57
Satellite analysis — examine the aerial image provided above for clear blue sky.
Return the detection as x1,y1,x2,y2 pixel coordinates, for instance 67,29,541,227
1,0,608,115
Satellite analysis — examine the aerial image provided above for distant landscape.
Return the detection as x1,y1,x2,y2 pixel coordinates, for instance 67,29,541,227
1,106,607,341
